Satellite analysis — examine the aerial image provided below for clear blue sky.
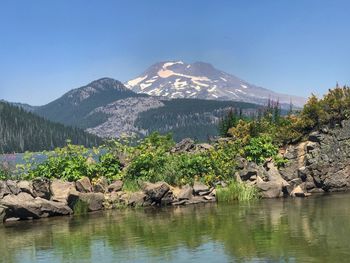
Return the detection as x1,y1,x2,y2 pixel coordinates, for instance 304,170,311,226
1,0,349,105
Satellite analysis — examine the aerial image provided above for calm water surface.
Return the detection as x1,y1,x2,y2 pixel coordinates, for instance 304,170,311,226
1,193,350,263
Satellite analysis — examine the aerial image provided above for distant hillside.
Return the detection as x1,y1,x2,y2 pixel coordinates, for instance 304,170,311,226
0,101,102,153
35,78,146,128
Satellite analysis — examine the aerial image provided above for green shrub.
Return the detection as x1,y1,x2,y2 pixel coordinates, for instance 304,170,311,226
96,151,121,179
123,133,175,182
0,167,8,180
19,142,100,181
244,135,278,164
205,140,240,182
273,155,288,168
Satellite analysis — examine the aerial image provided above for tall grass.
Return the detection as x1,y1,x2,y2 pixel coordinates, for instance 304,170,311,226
216,180,259,202
122,180,140,192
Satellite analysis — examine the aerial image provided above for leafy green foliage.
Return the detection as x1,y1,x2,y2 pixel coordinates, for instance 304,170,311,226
0,167,9,180
119,132,242,186
19,143,96,181
204,140,241,184
244,135,278,164
300,86,350,129
97,152,121,179
124,133,175,182
273,155,289,168
18,141,121,181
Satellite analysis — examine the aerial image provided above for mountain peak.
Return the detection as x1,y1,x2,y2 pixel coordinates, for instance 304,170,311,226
67,77,129,103
125,61,306,107
86,77,125,89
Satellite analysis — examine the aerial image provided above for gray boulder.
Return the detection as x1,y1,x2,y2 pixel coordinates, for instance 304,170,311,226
80,193,105,211
6,180,20,195
142,182,170,203
308,131,323,142
0,194,37,219
203,195,216,201
170,139,212,154
176,185,193,200
0,205,6,222
0,192,72,220
239,162,258,180
70,192,105,212
34,198,73,217
32,178,51,199
107,180,123,193
279,143,307,181
128,192,146,207
160,191,175,206
50,179,75,204
195,143,213,152
256,179,283,198
93,177,109,193
235,157,247,170
193,181,209,194
17,180,34,196
0,181,11,199
291,185,307,197
76,177,93,193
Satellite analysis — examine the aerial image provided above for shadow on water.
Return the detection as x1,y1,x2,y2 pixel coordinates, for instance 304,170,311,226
1,193,350,262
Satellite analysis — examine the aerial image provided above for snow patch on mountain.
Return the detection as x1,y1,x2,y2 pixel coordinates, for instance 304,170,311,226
126,75,148,87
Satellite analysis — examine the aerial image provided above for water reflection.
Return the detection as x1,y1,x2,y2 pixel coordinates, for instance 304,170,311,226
1,193,350,262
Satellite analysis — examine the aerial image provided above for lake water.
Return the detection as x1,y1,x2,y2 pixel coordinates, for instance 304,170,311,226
1,193,350,263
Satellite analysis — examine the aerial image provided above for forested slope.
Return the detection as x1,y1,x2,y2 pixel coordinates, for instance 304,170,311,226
0,101,102,153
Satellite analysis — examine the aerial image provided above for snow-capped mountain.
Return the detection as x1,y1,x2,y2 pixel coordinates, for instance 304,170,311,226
126,61,306,107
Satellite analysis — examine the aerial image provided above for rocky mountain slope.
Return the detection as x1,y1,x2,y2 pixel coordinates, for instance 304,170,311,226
126,61,306,107
86,97,164,138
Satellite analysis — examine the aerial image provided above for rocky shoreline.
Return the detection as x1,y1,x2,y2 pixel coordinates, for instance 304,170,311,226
2,120,350,223
0,177,218,223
